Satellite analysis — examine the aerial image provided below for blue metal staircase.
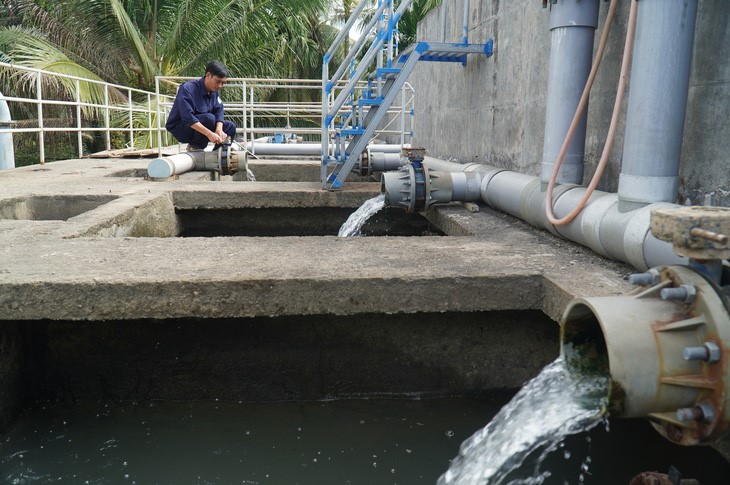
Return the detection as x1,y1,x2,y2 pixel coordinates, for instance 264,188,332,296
320,0,493,190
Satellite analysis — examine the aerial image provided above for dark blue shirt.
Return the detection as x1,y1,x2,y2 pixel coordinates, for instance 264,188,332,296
165,77,225,130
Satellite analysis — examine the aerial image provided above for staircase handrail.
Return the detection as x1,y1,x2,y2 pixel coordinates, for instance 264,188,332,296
330,1,389,91
326,0,412,123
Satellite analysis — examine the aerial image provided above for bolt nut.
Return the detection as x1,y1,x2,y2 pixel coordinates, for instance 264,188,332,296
628,269,661,286
676,402,716,423
660,284,696,304
683,341,721,364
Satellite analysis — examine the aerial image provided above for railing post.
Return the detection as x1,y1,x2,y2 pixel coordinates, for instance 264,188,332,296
242,80,248,147
75,79,83,157
249,86,254,156
104,84,110,150
400,83,406,147
128,88,134,147
155,76,162,155
147,92,152,148
36,72,45,165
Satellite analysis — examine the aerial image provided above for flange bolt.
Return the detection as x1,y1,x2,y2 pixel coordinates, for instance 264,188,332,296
683,341,721,364
660,284,696,304
628,269,661,286
676,402,715,423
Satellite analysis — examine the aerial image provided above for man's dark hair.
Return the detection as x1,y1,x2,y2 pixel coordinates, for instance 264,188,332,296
205,60,230,78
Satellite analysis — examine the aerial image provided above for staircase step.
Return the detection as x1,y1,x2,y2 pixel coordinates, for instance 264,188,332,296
419,52,468,64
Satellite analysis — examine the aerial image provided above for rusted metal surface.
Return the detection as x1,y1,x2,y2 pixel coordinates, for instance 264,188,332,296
651,206,730,259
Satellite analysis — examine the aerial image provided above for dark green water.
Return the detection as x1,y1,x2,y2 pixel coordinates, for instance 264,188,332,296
0,398,505,484
1,398,728,484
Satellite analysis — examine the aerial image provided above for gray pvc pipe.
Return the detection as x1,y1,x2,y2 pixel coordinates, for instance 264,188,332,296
0,92,14,170
415,158,686,270
618,0,698,207
540,0,600,186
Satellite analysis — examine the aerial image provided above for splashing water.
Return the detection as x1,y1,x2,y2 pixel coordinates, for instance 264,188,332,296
246,168,256,181
438,358,609,485
338,194,386,237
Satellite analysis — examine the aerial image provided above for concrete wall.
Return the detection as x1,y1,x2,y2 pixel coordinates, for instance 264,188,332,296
411,0,730,207
3,311,556,409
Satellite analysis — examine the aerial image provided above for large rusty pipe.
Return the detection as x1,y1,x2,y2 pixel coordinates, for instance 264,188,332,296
561,265,730,446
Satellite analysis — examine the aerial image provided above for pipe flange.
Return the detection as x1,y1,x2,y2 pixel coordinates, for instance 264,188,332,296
640,266,729,445
561,264,730,446
218,144,239,176
358,149,370,176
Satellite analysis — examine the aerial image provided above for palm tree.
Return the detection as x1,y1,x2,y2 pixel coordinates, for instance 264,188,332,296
0,0,332,149
397,0,441,51
1,0,332,91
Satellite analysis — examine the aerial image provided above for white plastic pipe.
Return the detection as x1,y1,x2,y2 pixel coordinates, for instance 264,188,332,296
147,153,195,178
246,142,407,156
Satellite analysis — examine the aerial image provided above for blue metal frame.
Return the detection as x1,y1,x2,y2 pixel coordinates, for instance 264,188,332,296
321,0,494,190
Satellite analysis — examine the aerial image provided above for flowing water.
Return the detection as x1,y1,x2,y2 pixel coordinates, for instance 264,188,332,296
246,168,256,181
338,194,386,237
439,358,609,485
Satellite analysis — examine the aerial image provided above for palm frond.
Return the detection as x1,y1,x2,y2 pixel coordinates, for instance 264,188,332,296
0,25,124,117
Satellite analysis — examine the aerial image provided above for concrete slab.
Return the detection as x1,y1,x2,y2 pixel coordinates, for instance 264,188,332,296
0,157,632,323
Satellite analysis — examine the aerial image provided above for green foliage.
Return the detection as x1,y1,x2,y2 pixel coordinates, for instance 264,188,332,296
0,0,332,90
397,0,442,51
0,0,440,153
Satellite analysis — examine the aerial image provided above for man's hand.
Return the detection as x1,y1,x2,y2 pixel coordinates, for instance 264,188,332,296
207,131,225,144
215,129,228,143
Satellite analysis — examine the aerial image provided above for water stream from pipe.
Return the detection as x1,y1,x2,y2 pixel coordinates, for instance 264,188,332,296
439,357,609,485
338,194,386,237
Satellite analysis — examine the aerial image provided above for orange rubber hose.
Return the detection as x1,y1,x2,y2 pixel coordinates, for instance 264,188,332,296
545,0,638,226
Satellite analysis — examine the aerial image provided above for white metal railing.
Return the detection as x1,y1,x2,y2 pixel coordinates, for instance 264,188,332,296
0,62,414,166
0,62,172,164
155,76,414,156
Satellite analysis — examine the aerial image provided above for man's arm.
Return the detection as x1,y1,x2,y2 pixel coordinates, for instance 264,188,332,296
212,94,227,142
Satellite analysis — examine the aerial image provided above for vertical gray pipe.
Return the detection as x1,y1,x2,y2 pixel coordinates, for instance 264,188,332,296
0,92,15,170
618,0,698,208
440,0,448,43
462,0,470,45
540,0,600,186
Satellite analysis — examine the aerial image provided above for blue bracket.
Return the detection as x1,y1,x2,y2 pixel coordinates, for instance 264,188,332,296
485,38,494,57
377,68,401,79
325,115,334,126
359,97,384,106
341,128,366,136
